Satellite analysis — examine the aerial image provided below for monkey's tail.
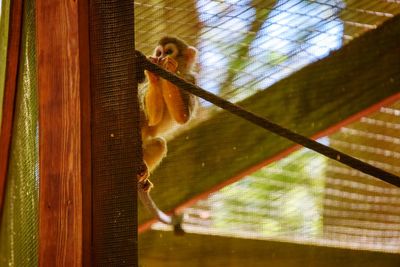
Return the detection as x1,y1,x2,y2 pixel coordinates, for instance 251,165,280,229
138,180,185,235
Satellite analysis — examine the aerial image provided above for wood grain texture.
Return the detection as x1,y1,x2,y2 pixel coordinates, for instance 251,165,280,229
0,0,23,220
139,15,400,226
37,0,90,266
139,230,400,267
77,0,92,265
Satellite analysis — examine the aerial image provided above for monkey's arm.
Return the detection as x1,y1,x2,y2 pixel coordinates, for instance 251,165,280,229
144,70,165,126
160,57,191,124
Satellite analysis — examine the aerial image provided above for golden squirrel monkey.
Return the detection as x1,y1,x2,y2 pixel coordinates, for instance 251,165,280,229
138,36,198,191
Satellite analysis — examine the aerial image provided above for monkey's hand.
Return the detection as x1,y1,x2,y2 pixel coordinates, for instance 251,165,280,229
145,70,165,126
161,56,178,72
160,57,190,124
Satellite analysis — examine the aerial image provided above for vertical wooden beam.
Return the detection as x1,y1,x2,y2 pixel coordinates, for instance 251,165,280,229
36,0,91,266
78,0,92,265
0,0,23,219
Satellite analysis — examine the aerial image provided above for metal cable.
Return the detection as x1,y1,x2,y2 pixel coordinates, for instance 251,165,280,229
135,50,400,188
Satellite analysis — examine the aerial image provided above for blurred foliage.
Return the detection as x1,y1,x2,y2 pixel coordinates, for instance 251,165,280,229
219,0,277,96
209,149,326,237
196,0,343,103
194,0,343,237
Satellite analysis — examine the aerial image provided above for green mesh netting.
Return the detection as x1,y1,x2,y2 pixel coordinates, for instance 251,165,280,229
137,1,400,265
0,0,10,123
0,0,38,265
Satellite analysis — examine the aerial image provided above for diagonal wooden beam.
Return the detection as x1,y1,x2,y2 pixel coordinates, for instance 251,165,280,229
139,230,400,267
139,15,400,228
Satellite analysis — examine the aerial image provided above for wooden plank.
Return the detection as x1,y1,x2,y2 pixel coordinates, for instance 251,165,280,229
139,15,400,226
0,0,23,219
139,230,400,267
37,0,90,266
77,0,91,265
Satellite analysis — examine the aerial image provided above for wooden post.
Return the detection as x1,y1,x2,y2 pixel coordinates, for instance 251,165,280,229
36,0,91,265
37,0,139,266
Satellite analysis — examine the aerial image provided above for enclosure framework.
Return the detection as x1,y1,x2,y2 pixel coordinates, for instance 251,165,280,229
1,0,141,266
139,231,400,267
0,0,400,266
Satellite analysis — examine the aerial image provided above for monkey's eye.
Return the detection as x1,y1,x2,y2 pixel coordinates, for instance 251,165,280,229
164,43,178,57
155,49,162,57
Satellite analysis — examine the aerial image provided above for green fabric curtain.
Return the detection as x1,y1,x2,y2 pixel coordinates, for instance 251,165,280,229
0,0,10,123
0,0,38,265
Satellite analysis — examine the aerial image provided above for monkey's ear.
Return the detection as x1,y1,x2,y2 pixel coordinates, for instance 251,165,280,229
184,46,198,68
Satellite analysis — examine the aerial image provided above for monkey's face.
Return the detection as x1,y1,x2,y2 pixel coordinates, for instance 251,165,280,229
149,36,197,74
152,43,180,64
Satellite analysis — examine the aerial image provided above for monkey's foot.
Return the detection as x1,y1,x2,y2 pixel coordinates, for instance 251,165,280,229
137,161,149,183
139,179,153,192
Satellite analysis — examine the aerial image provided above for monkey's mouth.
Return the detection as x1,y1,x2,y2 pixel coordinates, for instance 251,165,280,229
148,56,165,65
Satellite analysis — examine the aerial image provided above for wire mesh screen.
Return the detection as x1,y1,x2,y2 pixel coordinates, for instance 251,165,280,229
135,0,400,104
323,102,400,251
137,0,400,263
89,0,139,265
0,0,38,265
150,99,400,253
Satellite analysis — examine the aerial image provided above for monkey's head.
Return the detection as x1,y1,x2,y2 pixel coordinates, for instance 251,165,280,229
152,36,198,73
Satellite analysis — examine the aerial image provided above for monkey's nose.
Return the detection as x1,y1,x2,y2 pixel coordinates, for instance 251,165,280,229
154,56,162,64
